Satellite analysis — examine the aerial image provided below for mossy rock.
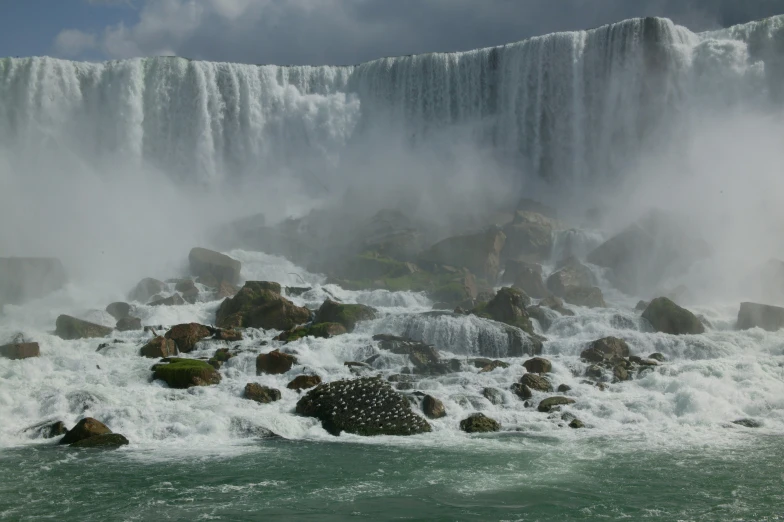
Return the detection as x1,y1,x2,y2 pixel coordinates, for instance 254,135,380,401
70,433,129,448
215,281,310,330
459,413,500,433
642,297,704,335
152,358,222,388
315,300,376,332
276,322,347,343
55,315,112,340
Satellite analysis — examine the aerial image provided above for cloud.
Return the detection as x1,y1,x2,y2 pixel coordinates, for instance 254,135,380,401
53,0,784,64
53,29,97,58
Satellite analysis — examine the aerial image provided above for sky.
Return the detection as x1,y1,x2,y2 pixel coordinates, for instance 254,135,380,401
1,0,784,65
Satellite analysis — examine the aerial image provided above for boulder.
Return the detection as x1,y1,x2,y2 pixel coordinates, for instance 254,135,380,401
287,375,322,391
649,353,666,362
642,297,704,335
557,384,572,393
152,358,222,388
217,281,239,299
479,360,510,372
216,281,311,330
580,337,630,363
24,420,67,439
510,262,550,298
189,247,242,285
636,300,650,311
546,256,595,296
537,396,575,413
55,315,112,340
569,419,585,429
459,413,500,433
295,377,432,436
422,395,447,419
737,302,784,332
473,287,534,335
0,342,40,360
244,383,281,403
139,336,178,358
105,302,131,321
208,347,235,369
213,328,243,342
560,286,606,308
732,418,762,428
149,294,186,307
116,317,142,331
613,363,630,382
0,257,67,306
197,274,220,289
164,323,212,353
59,417,112,445
315,300,376,332
419,227,506,281
128,278,165,303
482,387,504,405
70,433,129,448
526,305,556,331
540,295,574,316
521,373,552,392
373,334,446,373
511,383,532,400
275,322,347,343
256,350,297,375
502,211,558,262
175,280,200,304
523,357,552,374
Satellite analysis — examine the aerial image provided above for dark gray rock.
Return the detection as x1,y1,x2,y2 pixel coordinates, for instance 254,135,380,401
737,302,784,332
642,297,704,335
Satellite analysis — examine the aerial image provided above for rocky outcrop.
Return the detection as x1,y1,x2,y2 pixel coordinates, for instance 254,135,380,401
472,287,535,335
505,261,549,298
244,383,281,403
256,350,297,375
560,286,606,308
737,302,784,332
419,227,506,281
128,278,166,303
502,211,558,262
217,281,239,299
642,297,704,335
422,395,447,419
164,323,212,353
55,315,112,340
106,302,131,321
315,300,376,332
287,375,322,390
139,336,178,358
581,337,630,363
521,373,552,392
152,358,222,388
59,417,113,445
537,396,575,412
189,247,242,285
0,342,40,360
175,279,200,304
545,257,605,308
275,322,347,343
523,357,552,374
295,377,432,436
0,257,67,306
459,413,500,433
216,281,311,330
116,317,142,331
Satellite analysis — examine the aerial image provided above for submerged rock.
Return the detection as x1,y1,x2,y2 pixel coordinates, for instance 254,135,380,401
152,358,222,388
287,375,322,391
295,377,432,436
649,352,666,362
581,337,630,363
139,336,178,358
523,357,552,374
55,315,112,340
105,302,131,321
23,420,67,439
422,395,447,419
244,383,281,403
538,396,575,413
459,413,500,433
642,297,704,335
569,419,585,429
315,300,376,332
732,418,762,428
128,278,166,303
0,341,39,360
59,417,112,445
256,350,297,375
511,383,532,400
189,247,242,285
216,281,311,330
736,302,784,332
164,323,212,353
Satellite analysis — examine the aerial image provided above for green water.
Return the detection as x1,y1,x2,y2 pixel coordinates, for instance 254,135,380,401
1,434,782,521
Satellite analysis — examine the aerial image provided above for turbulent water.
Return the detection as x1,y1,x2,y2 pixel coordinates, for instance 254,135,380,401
2,13,784,521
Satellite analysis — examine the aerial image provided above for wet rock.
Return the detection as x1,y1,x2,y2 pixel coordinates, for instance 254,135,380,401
569,419,585,429
502,211,558,262
164,323,212,353
636,300,650,311
737,302,784,332
315,299,376,333
59,417,112,445
521,373,552,392
276,322,347,343
473,287,534,335
585,364,604,380
208,348,236,369
286,286,312,297
732,418,762,428
116,317,142,331
540,295,574,316
0,257,67,306
526,305,555,331
106,302,131,321
149,293,186,307
373,334,443,372
419,227,506,281
189,247,242,285
482,387,504,405
256,350,297,375
480,360,510,373
23,420,67,439
523,357,552,374
581,337,630,364
422,395,447,419
613,364,630,382
557,384,572,393
511,383,532,400
459,413,500,433
216,281,311,330
217,281,239,299
642,297,704,335
546,256,595,296
538,396,575,413
128,278,166,303
213,328,243,342
507,261,549,298
560,286,606,308
244,383,281,403
139,336,178,358
649,353,666,362
197,274,220,288
175,280,200,304
55,315,112,340
70,433,129,448
295,377,431,436
0,341,39,360
152,358,222,388
287,375,322,391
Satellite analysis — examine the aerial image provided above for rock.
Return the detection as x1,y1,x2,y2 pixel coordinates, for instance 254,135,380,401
105,302,131,321
59,418,112,445
511,383,532,400
175,280,200,304
216,281,311,330
502,211,558,262
139,336,178,358
244,383,282,403
585,364,604,380
422,395,447,419
70,433,129,448
149,294,186,307
504,261,549,299
315,300,376,332
116,317,142,331
208,347,235,368
613,364,630,382
0,342,40,360
546,256,595,295
580,337,630,363
526,305,556,331
164,323,212,353
256,350,297,375
214,328,243,342
55,315,112,340
197,274,220,288
152,358,222,388
521,373,553,392
189,247,242,285
569,419,585,429
649,353,666,362
459,413,500,433
482,387,504,405
217,281,239,299
561,286,606,308
128,278,166,303
523,357,552,374
419,227,506,281
23,420,67,439
287,375,322,390
537,396,575,413
480,360,510,372
732,418,762,428
636,300,650,311
474,287,534,335
276,322,347,343
557,384,572,393
373,334,444,373
295,377,431,436
540,295,574,315
737,302,784,332
642,297,704,335
0,257,67,306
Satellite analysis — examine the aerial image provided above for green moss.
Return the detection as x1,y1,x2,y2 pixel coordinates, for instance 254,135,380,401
333,269,476,306
152,358,221,389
